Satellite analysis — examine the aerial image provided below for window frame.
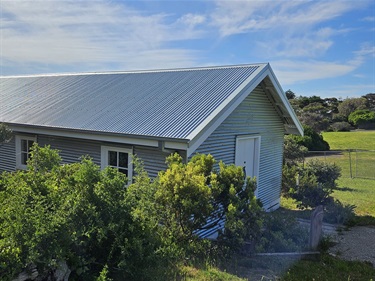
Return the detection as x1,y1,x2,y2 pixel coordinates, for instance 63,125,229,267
101,145,133,183
15,135,37,170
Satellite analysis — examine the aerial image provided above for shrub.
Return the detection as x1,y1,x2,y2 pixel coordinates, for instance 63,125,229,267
348,109,375,129
0,145,168,280
156,153,263,256
329,121,351,132
324,199,356,224
283,136,308,166
290,126,330,151
290,183,334,209
257,213,309,253
284,160,341,209
305,159,341,188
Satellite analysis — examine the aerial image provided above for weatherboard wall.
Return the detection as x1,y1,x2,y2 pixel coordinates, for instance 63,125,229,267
0,137,16,172
0,133,171,179
194,84,285,210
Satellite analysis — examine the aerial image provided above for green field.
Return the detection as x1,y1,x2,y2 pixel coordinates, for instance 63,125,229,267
322,131,375,217
322,130,375,150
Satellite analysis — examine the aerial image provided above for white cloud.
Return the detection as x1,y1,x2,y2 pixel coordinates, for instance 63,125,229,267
209,0,368,61
273,42,375,86
0,0,203,72
362,16,375,22
272,59,357,85
177,13,206,27
210,0,359,36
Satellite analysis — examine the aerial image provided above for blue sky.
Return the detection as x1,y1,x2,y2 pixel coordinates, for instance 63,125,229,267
0,0,374,98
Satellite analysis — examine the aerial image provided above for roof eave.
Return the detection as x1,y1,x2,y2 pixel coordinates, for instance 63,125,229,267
7,123,190,151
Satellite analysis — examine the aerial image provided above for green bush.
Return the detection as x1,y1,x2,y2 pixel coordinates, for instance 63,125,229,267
156,153,263,256
329,121,351,132
324,199,356,225
290,183,334,209
348,109,375,129
0,146,264,280
284,160,341,209
289,125,329,151
257,213,309,253
283,136,308,166
0,145,169,280
305,159,341,188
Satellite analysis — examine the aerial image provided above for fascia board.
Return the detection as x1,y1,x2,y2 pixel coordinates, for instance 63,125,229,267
186,64,269,157
9,125,161,148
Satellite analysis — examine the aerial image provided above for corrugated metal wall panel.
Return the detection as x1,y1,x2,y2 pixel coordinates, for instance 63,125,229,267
38,135,101,165
195,85,285,209
133,146,172,178
2,133,173,178
0,136,16,172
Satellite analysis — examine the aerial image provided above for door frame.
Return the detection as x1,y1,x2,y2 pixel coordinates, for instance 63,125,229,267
235,135,261,196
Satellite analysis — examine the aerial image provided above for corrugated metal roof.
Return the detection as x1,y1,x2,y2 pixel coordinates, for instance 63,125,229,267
0,64,266,140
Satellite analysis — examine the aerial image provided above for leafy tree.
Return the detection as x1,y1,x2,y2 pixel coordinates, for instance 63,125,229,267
337,97,367,120
362,93,375,110
285,90,296,100
323,97,340,113
348,109,375,129
0,123,12,145
298,112,330,132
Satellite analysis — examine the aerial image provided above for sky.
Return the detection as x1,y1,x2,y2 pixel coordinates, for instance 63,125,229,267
0,0,374,99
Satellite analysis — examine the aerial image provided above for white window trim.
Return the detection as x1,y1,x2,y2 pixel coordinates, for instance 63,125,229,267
15,135,37,170
101,145,133,183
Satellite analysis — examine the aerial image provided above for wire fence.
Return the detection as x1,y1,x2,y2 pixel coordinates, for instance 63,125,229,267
305,150,375,179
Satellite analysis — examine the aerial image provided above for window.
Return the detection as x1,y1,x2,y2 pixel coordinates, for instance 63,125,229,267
101,146,132,181
15,135,36,169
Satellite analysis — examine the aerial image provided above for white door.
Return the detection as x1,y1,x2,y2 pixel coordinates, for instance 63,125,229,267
235,136,260,179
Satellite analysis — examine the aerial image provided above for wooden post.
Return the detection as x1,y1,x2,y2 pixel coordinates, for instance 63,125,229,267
348,149,353,178
309,205,324,250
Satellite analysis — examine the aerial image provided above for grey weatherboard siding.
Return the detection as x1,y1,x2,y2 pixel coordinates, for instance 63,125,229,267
0,135,170,179
194,85,284,209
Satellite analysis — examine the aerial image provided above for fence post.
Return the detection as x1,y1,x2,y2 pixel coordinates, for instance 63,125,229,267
349,149,353,178
355,149,358,178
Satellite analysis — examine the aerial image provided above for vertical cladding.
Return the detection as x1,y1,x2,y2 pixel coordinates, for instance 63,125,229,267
195,84,285,209
0,136,16,172
38,135,101,165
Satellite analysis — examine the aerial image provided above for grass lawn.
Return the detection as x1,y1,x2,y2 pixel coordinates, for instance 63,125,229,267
322,130,375,150
313,130,375,218
282,254,375,281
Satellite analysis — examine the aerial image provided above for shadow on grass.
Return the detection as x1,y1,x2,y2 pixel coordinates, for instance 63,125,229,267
220,254,307,281
347,215,375,227
332,186,357,192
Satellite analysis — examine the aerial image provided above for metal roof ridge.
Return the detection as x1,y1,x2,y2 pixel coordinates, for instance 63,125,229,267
0,63,269,78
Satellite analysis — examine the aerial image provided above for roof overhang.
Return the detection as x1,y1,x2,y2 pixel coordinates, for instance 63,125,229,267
8,123,189,151
186,63,303,157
